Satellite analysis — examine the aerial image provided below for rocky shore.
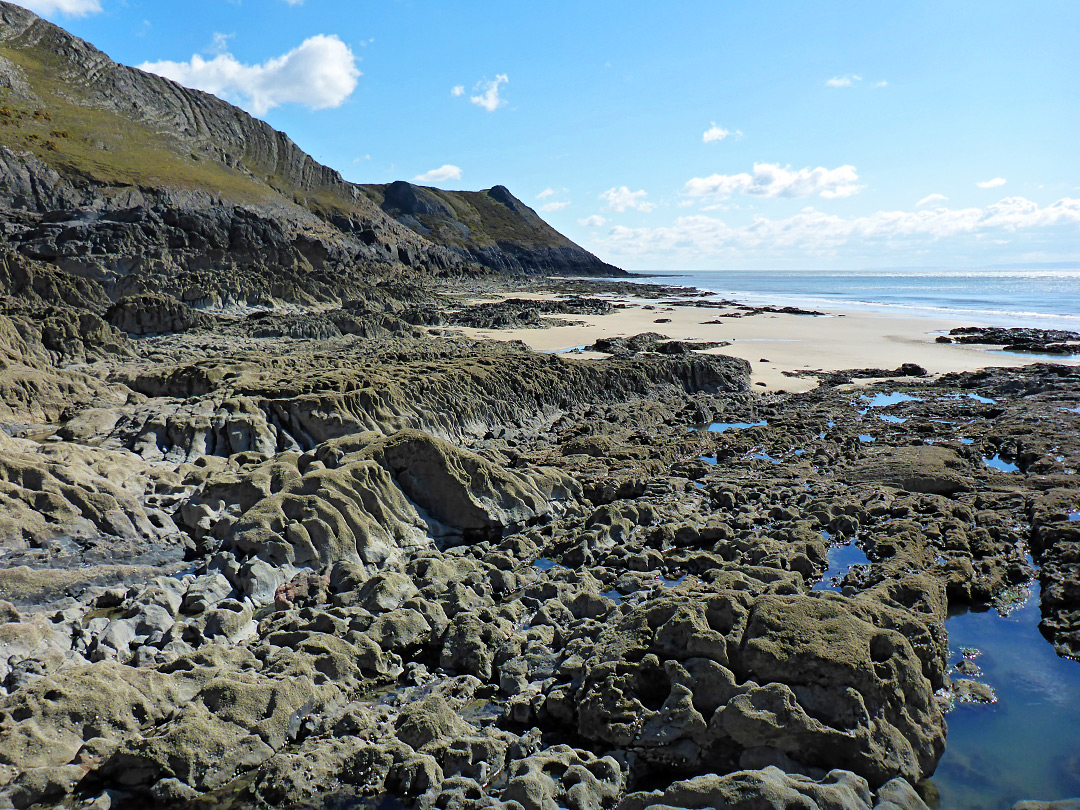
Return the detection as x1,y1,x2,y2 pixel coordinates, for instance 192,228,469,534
2,257,1080,809
0,5,1078,807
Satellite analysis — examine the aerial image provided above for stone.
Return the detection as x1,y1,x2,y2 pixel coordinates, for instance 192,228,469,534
182,573,233,615
846,446,973,496
620,767,873,810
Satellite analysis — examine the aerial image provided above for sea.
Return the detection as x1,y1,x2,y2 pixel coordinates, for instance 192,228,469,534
634,267,1080,331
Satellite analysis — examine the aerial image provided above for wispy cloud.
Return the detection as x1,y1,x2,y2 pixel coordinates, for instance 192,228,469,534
140,34,361,116
541,201,571,212
579,215,607,227
16,0,101,16
917,193,948,207
469,74,509,112
412,164,462,184
600,186,655,213
536,188,557,199
977,177,1007,189
597,196,1080,261
703,122,740,143
825,74,862,88
684,163,862,199
451,85,464,97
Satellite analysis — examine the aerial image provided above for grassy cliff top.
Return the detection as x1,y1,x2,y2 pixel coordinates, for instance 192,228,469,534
359,182,583,251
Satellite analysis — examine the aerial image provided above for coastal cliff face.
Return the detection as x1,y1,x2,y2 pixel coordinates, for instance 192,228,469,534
0,1,621,311
361,181,623,277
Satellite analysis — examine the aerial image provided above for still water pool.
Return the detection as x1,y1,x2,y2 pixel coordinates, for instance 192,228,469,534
812,536,871,592
929,583,1080,808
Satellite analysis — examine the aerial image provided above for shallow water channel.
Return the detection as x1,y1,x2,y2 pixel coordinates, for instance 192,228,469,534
928,583,1080,808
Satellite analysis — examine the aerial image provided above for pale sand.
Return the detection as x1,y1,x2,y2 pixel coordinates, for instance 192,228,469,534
445,298,1080,392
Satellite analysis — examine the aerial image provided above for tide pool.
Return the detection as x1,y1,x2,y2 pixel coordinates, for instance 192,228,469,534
929,585,1080,808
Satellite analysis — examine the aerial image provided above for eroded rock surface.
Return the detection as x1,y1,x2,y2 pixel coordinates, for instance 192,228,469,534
2,289,1076,810
0,10,1077,802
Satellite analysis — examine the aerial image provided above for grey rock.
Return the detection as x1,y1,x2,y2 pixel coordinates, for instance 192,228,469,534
181,573,233,614
619,766,872,810
874,778,930,810
238,559,284,606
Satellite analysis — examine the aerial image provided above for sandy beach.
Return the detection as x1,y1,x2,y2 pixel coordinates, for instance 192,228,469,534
449,294,1080,392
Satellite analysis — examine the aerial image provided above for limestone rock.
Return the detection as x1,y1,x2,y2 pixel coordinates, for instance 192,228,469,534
357,429,582,540
105,293,214,336
619,767,873,810
846,446,973,495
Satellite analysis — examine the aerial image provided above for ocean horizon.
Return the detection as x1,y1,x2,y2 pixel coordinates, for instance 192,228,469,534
629,267,1080,331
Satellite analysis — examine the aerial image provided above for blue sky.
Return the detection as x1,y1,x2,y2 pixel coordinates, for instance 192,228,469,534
20,0,1080,272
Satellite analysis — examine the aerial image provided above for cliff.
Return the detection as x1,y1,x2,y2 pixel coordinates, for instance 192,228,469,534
0,2,621,308
361,181,623,277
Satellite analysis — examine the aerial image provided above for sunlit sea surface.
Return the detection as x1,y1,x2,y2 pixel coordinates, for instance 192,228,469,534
634,268,1080,330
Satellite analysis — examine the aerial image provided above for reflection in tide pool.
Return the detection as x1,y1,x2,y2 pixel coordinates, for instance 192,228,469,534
705,420,767,433
858,392,923,409
812,537,870,592
532,557,563,571
750,450,782,465
930,584,1080,808
983,454,1020,473
941,393,999,405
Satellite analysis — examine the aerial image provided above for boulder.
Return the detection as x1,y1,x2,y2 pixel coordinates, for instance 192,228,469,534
356,430,582,540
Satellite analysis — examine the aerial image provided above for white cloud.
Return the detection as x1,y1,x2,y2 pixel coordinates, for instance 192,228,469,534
208,32,233,56
579,215,607,227
600,186,655,213
140,34,360,116
875,80,888,88
541,201,571,212
451,85,465,97
412,164,462,184
977,177,1007,189
684,163,862,199
282,0,304,4
703,122,740,143
596,196,1080,261
16,0,101,15
469,74,508,112
916,193,948,207
826,74,861,88
536,188,557,199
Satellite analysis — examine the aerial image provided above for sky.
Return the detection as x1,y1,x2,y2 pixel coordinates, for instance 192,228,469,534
16,0,1080,272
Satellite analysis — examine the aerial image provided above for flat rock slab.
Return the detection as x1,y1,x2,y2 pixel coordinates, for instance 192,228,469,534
845,446,974,495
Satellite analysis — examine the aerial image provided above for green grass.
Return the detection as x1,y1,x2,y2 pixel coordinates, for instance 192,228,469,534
360,183,574,251
0,39,383,230
0,43,275,201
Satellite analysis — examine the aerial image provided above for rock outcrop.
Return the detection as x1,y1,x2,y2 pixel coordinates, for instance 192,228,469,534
362,181,624,276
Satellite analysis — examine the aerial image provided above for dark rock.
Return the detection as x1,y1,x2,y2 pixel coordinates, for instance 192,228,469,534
106,293,213,335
